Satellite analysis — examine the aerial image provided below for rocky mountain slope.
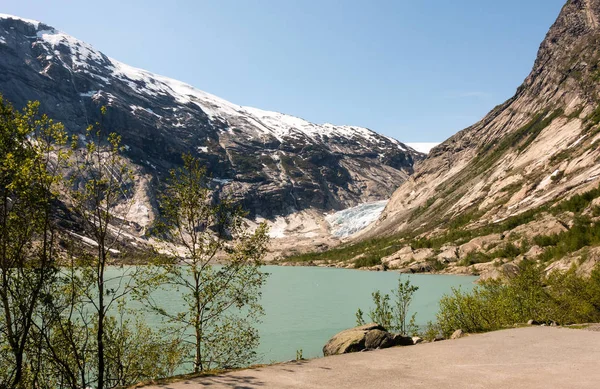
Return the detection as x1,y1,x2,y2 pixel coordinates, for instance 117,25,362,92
286,0,600,276
0,14,422,249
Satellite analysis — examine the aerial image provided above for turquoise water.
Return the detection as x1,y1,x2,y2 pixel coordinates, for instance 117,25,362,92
255,266,477,361
112,266,477,363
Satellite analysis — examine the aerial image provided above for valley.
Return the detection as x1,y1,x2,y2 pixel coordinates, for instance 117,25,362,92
2,1,600,388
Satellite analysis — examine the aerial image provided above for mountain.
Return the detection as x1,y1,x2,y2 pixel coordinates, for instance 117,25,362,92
288,0,600,276
0,14,423,250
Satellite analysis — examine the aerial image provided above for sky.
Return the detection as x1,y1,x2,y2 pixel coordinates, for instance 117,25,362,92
2,0,566,142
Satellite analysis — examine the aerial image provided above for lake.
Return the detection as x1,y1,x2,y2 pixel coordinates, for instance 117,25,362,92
115,265,477,363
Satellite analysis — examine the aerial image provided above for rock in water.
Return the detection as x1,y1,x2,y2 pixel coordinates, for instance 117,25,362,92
323,323,413,356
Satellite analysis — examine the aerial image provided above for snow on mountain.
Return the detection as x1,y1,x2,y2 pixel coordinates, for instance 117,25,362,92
0,13,40,29
405,142,440,154
326,200,388,238
0,13,409,148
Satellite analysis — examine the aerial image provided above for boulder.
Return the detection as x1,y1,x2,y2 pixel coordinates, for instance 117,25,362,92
382,246,415,265
451,329,464,339
364,329,395,349
413,248,435,261
524,245,544,258
398,246,415,255
437,246,459,263
323,323,412,356
459,234,504,259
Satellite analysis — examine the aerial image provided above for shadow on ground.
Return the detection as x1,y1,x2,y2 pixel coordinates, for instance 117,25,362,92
159,374,265,389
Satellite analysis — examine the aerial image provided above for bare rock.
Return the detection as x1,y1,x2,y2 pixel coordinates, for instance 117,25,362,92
437,246,459,263
322,323,413,356
459,234,504,259
451,329,464,339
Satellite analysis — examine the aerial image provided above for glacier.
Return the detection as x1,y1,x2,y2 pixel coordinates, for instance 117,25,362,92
326,200,388,238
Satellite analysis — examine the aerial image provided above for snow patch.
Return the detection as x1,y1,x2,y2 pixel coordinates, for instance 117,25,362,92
0,13,41,29
568,134,587,149
80,90,98,97
197,146,208,153
131,105,162,118
537,169,561,190
68,231,120,254
268,217,287,238
326,200,388,237
405,142,440,154
37,28,106,71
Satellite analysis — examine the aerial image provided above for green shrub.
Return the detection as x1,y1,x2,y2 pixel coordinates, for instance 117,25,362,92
427,257,448,272
537,217,600,262
459,251,491,267
356,278,420,335
437,261,600,337
421,321,442,342
353,256,382,269
490,242,522,259
552,184,600,214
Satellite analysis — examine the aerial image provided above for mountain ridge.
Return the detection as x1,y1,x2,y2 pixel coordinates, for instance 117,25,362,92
0,13,423,253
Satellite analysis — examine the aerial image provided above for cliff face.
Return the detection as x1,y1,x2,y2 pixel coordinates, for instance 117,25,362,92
0,14,422,239
368,0,600,237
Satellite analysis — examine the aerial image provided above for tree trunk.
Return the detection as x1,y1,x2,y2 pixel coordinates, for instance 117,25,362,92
97,249,105,389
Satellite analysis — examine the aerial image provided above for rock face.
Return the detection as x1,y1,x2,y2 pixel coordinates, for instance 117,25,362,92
322,323,413,356
368,0,600,235
0,14,423,237
351,0,600,276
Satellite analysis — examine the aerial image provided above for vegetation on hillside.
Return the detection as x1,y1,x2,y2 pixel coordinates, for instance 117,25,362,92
285,182,600,270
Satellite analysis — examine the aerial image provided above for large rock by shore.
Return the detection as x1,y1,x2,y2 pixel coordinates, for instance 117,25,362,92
323,323,413,356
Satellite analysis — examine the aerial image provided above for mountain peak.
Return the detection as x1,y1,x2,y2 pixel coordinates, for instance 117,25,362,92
0,13,41,28
0,15,405,148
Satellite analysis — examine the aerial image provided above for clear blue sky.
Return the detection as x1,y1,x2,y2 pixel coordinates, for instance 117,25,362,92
3,0,566,142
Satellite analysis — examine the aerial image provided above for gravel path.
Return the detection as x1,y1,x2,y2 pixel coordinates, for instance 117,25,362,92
141,326,600,389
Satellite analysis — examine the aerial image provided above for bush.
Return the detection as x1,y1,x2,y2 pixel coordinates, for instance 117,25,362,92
458,251,491,266
490,242,522,259
437,261,600,337
552,184,600,214
536,217,600,262
356,277,420,335
354,256,382,269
